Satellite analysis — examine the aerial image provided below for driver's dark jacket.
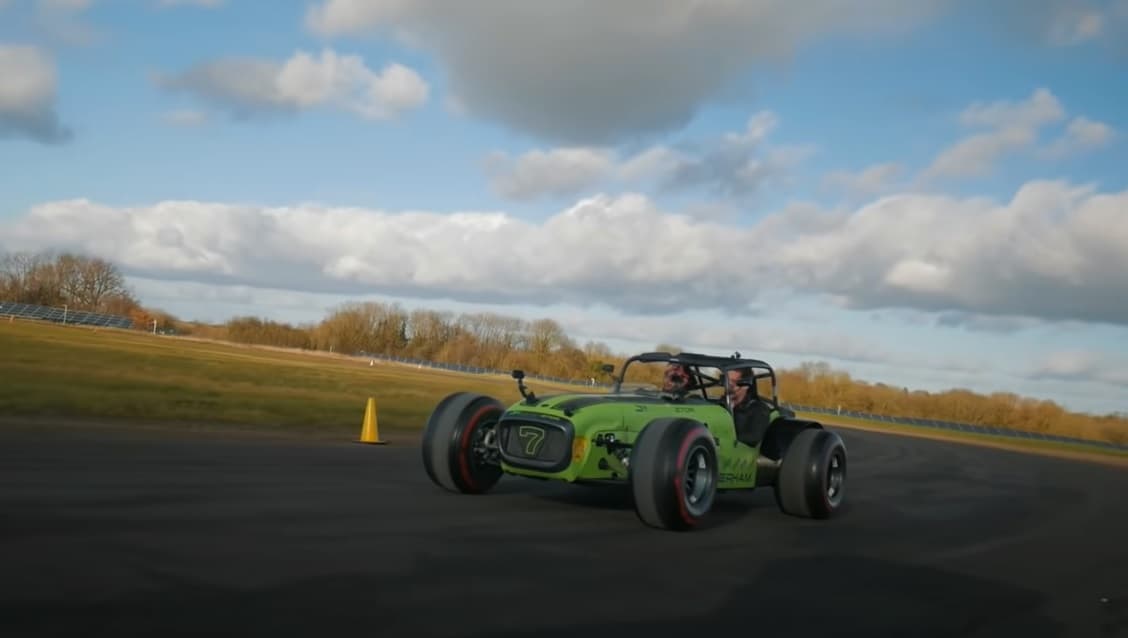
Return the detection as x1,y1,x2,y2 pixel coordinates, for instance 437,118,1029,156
730,393,773,445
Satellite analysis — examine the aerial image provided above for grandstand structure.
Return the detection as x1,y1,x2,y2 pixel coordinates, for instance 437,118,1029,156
0,301,134,329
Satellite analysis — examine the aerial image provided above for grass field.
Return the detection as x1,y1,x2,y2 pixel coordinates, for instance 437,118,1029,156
2,318,1125,464
0,319,580,433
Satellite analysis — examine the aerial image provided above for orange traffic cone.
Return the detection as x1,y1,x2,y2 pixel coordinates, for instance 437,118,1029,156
358,396,388,445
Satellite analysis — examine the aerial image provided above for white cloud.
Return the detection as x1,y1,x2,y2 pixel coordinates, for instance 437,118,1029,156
126,277,345,323
775,179,1128,325
491,88,1112,205
930,310,1048,333
484,111,813,201
1029,350,1128,387
303,0,950,144
0,44,72,144
1042,116,1117,158
924,88,1065,179
32,0,103,46
958,86,1066,130
926,126,1038,179
161,108,208,127
484,147,616,201
1052,10,1104,44
155,48,429,121
658,112,817,198
0,46,55,112
556,309,958,371
922,87,1116,180
3,178,1127,326
1019,0,1105,46
956,0,1127,51
299,1,1128,144
823,163,902,199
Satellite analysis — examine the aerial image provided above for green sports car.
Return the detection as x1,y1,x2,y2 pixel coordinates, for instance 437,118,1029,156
420,351,847,531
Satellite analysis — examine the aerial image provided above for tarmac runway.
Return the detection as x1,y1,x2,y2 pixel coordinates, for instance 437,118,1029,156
1,421,1126,637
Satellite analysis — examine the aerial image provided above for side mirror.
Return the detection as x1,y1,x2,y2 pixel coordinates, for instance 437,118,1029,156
511,369,535,402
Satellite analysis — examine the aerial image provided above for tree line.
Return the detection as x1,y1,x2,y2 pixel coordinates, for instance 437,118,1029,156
1,250,138,315
0,250,179,331
3,249,1125,444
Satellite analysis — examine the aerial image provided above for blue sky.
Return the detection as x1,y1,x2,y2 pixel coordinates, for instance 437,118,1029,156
2,0,1127,415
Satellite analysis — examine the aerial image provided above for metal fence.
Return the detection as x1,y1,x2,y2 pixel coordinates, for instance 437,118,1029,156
365,353,1128,453
780,403,1127,452
0,301,133,329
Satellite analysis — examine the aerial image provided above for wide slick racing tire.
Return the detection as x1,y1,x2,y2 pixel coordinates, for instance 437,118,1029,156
774,427,847,519
629,417,719,531
421,392,505,494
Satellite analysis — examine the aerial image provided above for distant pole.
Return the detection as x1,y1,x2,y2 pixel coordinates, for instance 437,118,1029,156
151,319,157,334
63,304,67,324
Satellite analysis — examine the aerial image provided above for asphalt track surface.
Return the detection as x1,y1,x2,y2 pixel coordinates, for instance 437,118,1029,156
2,421,1127,638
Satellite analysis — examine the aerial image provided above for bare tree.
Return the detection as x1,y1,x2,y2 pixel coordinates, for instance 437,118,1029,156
0,250,134,313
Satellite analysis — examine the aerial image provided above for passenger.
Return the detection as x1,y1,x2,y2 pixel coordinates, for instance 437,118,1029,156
661,363,691,394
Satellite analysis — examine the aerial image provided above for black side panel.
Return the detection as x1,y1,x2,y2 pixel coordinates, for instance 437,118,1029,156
734,401,775,447
761,417,823,460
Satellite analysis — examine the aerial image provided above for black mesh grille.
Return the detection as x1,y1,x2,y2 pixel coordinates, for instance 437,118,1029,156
498,417,573,471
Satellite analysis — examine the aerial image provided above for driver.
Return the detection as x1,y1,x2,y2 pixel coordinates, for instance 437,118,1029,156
725,368,753,410
726,367,773,445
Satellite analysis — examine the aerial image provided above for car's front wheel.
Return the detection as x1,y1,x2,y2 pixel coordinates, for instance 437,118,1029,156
421,392,505,494
629,417,719,531
774,427,847,518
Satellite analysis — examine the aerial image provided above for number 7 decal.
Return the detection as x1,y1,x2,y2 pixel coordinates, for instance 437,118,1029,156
517,425,546,456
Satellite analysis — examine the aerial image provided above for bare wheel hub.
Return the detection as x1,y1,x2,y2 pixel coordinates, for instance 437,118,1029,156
682,445,714,517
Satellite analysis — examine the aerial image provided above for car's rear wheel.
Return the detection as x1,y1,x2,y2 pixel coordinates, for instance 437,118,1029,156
421,392,505,494
774,427,847,518
629,417,718,531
